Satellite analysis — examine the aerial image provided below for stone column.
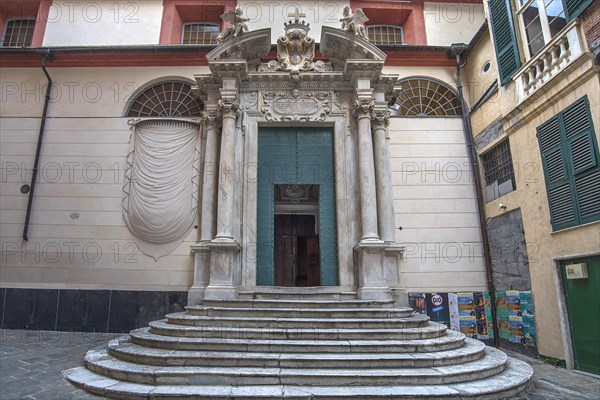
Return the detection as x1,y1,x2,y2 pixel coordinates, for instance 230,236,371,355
353,89,391,300
199,111,222,242
353,92,381,242
372,105,395,243
204,81,241,300
214,89,239,241
188,110,222,305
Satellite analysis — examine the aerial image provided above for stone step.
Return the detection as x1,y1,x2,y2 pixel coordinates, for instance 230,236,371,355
238,288,357,300
83,346,507,386
149,320,446,341
130,327,465,353
199,299,396,309
108,336,486,368
186,305,414,318
64,356,533,399
164,312,430,329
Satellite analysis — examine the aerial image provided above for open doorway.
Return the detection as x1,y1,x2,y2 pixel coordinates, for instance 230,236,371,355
273,184,320,287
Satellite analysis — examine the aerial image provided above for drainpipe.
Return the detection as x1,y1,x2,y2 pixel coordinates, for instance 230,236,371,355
23,51,52,242
450,43,500,348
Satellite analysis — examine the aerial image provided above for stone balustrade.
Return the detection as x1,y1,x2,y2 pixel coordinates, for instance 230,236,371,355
516,21,584,103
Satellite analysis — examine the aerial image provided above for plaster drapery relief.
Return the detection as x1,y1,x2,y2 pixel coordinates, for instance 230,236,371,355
123,120,201,259
261,89,331,121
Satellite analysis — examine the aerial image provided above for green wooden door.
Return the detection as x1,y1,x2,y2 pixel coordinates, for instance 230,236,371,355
257,127,338,286
561,256,600,375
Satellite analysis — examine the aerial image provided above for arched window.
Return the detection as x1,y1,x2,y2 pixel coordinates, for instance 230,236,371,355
366,25,403,46
389,77,463,117
182,23,220,45
126,81,203,117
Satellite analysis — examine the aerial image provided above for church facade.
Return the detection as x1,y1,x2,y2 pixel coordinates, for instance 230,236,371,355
1,0,598,374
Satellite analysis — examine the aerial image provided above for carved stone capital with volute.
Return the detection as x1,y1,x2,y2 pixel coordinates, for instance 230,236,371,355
218,97,240,119
352,97,374,119
201,111,223,128
371,109,390,128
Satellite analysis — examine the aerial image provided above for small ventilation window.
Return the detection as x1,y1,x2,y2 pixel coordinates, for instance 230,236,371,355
389,77,463,117
366,25,403,46
2,19,35,47
126,81,203,117
181,23,220,45
482,61,492,75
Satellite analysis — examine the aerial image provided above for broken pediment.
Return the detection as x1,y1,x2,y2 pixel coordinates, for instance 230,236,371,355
319,26,387,71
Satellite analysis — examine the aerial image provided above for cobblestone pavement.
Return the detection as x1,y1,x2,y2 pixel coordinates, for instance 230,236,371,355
1,329,599,399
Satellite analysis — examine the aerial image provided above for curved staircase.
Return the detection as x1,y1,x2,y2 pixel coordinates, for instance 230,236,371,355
64,292,533,399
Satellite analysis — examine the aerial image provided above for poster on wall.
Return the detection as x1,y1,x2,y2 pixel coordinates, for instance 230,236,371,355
408,293,426,315
520,291,536,346
483,292,494,336
426,293,450,328
495,291,511,340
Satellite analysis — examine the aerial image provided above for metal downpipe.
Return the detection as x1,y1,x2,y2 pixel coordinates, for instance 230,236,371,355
450,43,500,348
23,51,52,242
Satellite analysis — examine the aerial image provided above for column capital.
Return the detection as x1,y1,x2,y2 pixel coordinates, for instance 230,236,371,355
218,97,240,119
201,110,223,128
371,108,390,128
353,97,374,118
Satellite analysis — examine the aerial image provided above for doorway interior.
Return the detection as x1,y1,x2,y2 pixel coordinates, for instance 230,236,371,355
274,184,321,286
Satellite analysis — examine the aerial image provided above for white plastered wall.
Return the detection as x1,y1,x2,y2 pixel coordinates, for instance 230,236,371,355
0,67,210,291
43,0,163,46
389,118,487,292
424,2,485,46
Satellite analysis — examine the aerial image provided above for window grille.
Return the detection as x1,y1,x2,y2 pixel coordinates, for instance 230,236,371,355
389,77,463,117
366,25,403,46
2,19,35,47
181,23,220,45
482,140,516,190
126,81,203,117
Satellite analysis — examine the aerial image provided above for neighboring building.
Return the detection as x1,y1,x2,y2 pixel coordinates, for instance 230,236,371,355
0,0,597,376
466,0,599,374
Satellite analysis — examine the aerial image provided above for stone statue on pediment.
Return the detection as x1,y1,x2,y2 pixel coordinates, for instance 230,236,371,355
216,8,249,43
340,6,369,40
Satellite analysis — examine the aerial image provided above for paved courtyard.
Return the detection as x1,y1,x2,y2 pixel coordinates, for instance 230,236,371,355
0,329,598,399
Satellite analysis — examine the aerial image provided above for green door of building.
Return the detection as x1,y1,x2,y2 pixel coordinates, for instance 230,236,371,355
561,256,600,375
256,127,338,286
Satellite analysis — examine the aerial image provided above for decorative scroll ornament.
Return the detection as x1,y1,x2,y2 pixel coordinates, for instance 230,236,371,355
352,98,375,117
218,98,240,117
216,8,250,43
340,6,369,40
261,89,331,121
371,109,390,127
258,8,333,73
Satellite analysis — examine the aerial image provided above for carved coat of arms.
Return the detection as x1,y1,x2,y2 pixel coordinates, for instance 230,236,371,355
259,9,332,73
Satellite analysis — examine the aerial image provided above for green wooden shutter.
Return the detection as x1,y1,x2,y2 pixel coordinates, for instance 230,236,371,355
564,0,593,21
488,0,521,85
538,96,600,231
538,117,577,230
562,97,600,225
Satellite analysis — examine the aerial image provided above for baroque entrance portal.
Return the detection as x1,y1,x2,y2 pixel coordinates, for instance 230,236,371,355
188,13,405,303
257,128,338,286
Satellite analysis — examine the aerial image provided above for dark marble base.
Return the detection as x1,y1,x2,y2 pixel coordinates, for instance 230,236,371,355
0,288,187,333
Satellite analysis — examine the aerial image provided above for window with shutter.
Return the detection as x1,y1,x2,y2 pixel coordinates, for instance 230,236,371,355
564,0,593,21
537,96,600,231
488,0,521,85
